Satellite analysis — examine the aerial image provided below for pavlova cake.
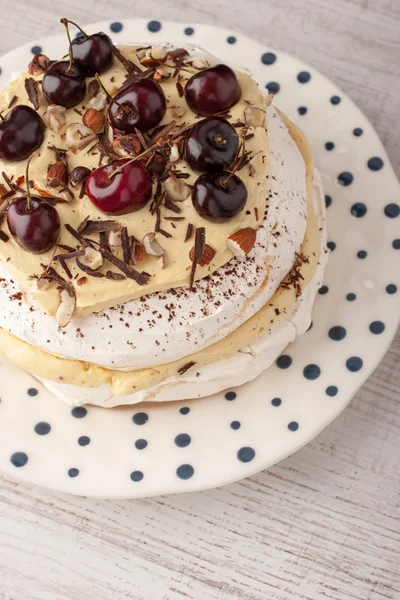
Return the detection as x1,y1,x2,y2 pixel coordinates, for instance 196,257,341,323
0,19,328,407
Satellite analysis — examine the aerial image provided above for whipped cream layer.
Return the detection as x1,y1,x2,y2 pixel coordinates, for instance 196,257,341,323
0,44,270,316
0,105,307,369
38,166,327,407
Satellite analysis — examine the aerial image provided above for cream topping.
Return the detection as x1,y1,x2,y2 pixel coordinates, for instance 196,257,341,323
0,44,269,316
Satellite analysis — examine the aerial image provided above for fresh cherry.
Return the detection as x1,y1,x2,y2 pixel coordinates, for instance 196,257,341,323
86,159,152,215
185,64,241,117
7,197,60,253
109,78,166,133
65,19,113,76
42,60,86,108
0,105,45,162
185,117,239,172
192,171,248,221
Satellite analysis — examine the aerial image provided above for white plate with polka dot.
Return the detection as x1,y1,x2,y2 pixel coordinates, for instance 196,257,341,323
0,19,398,498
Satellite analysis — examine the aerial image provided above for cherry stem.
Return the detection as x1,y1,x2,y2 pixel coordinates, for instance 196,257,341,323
63,18,88,38
25,153,37,212
60,18,74,74
107,143,159,180
95,74,131,115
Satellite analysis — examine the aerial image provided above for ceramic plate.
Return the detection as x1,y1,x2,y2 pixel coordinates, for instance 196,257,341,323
0,19,398,498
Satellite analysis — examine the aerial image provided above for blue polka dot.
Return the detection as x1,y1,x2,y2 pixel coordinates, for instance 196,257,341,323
148,20,161,33
34,422,51,435
330,95,341,105
303,364,321,380
175,433,191,448
184,27,194,36
384,203,399,218
110,22,123,33
68,468,79,478
357,250,367,259
327,241,336,251
276,355,292,369
297,71,311,83
325,195,332,208
351,202,367,217
319,285,329,295
368,157,384,171
135,439,148,450
326,386,338,397
31,45,42,55
261,52,276,65
78,436,90,447
179,407,190,415
386,284,397,294
325,142,334,151
329,326,347,341
353,128,363,137
225,391,236,401
393,239,400,249
176,464,194,479
288,421,299,431
130,470,144,482
230,421,241,430
347,293,356,301
227,36,236,44
71,407,87,418
298,106,307,115
338,172,353,186
266,81,280,94
346,356,363,372
27,388,38,397
271,397,282,407
10,452,28,467
132,412,149,425
369,321,385,334
237,447,255,463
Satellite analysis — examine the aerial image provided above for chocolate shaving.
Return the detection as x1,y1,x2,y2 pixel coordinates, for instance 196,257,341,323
189,227,205,290
0,190,15,201
79,180,87,199
168,48,189,60
164,198,182,213
58,256,72,279
176,80,184,97
24,77,39,110
233,121,246,128
8,95,18,109
134,128,149,150
2,171,24,193
178,361,196,375
77,276,88,286
57,243,75,252
97,246,150,285
165,216,184,221
184,223,193,242
112,45,141,75
0,230,9,242
120,227,131,264
155,207,161,232
56,250,85,260
44,266,74,296
105,270,126,281
76,258,105,277
99,231,110,253
79,219,121,235
88,79,100,98
65,224,95,248
159,228,172,238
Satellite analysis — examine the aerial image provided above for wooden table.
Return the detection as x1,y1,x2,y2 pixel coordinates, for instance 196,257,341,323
0,1,399,598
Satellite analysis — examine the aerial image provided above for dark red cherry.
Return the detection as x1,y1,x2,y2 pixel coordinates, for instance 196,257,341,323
192,171,248,221
185,64,241,117
42,61,86,108
0,105,45,162
71,32,113,76
7,197,60,253
185,117,239,172
86,160,152,215
109,78,166,133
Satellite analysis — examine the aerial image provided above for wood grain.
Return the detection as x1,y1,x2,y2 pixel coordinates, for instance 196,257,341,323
0,1,399,599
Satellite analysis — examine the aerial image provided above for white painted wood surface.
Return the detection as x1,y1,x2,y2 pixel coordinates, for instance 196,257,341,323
0,1,399,598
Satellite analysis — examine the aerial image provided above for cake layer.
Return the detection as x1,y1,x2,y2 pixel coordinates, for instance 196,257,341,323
0,44,270,316
0,106,307,369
